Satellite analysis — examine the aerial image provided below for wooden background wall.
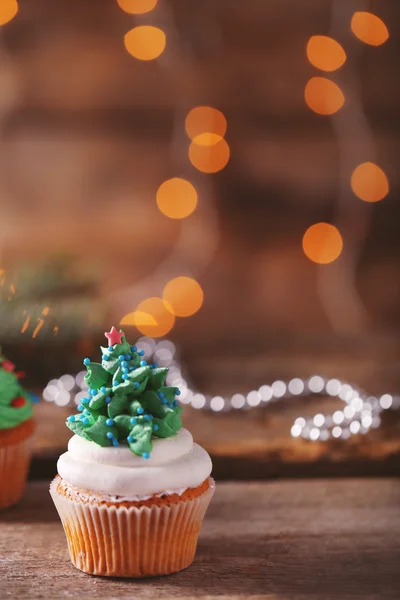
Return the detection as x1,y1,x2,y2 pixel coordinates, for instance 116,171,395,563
0,0,399,393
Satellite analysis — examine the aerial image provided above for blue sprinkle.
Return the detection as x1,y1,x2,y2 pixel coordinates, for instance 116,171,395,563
106,432,113,440
102,354,109,361
137,407,144,415
129,366,136,371
67,415,75,422
82,417,90,425
161,398,168,405
105,396,112,404
153,424,159,431
122,367,129,374
77,405,84,412
130,417,137,425
108,346,113,351
144,414,153,421
175,389,181,396
100,386,107,393
142,452,150,459
138,350,145,357
168,403,174,409
157,392,164,399
83,358,90,366
153,363,159,368
89,389,97,396
123,374,129,380
127,435,134,443
173,400,179,407
84,409,91,416
134,382,140,389
125,354,131,361
106,418,114,426
121,361,128,368
118,355,125,361
112,438,119,447
131,345,137,352
81,397,89,405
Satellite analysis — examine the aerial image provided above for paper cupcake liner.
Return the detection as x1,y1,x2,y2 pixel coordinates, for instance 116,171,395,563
0,435,33,510
50,477,215,577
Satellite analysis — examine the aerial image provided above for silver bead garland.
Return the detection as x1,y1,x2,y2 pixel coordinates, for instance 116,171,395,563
43,336,398,442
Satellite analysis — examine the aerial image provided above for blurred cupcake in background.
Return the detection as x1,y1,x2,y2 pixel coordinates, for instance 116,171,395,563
0,350,38,509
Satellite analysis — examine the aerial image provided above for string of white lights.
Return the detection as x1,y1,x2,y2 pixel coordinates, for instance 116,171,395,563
43,336,398,442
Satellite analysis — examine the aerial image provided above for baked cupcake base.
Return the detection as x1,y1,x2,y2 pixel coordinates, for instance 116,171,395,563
50,475,215,577
0,419,35,510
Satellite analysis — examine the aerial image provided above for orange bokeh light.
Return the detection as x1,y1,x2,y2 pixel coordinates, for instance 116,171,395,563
189,136,230,173
306,36,346,72
351,12,389,46
117,0,158,14
305,77,344,115
351,162,389,203
120,297,175,338
163,277,204,317
302,223,343,264
124,26,166,61
185,107,227,141
156,178,198,219
0,0,18,26
192,133,224,147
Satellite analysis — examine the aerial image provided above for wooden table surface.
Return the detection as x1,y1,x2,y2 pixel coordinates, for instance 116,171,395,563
1,479,399,600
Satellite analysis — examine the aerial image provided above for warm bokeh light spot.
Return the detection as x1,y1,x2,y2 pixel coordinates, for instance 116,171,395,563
351,162,389,203
305,77,344,115
21,313,30,334
163,277,204,317
156,178,198,219
192,133,224,147
185,107,227,141
8,283,15,301
32,306,50,339
117,0,157,14
303,223,343,264
0,0,18,26
306,36,346,72
351,12,389,46
121,311,157,327
120,297,175,337
189,136,230,173
124,26,166,61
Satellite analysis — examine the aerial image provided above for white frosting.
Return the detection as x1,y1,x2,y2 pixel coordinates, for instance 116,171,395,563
57,428,212,497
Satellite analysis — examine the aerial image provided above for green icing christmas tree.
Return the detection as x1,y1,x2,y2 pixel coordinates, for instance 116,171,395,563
67,327,183,458
0,351,37,430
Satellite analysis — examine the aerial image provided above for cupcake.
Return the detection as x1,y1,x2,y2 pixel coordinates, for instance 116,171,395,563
50,327,214,577
0,350,37,509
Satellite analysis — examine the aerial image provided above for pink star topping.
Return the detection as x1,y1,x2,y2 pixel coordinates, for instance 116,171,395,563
104,326,124,346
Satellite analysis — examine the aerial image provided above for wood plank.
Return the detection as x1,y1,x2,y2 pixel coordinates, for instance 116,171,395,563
1,0,398,114
0,128,398,246
29,392,400,480
0,479,399,599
